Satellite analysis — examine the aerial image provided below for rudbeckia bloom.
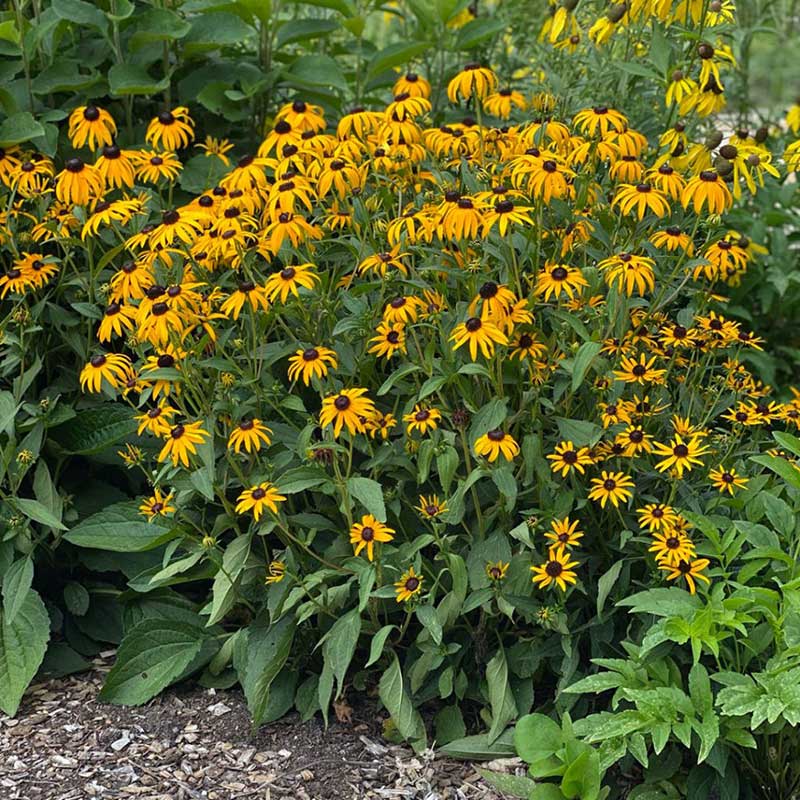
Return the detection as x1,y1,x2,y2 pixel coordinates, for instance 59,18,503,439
447,63,498,103
450,317,508,360
135,404,177,437
394,566,424,602
612,183,671,219
79,353,132,393
287,346,338,386
649,530,697,566
357,246,410,277
547,441,594,477
573,106,627,137
652,435,710,477
368,322,406,359
531,547,579,591
366,411,398,440
709,465,748,495
545,517,584,549
134,151,182,184
235,482,286,521
55,158,104,206
158,421,209,467
228,419,273,454
146,107,195,151
68,105,117,150
659,558,711,594
681,170,732,214
614,354,666,385
535,263,588,301
319,388,375,437
138,488,175,520
474,429,520,462
588,471,635,508
350,514,395,561
637,503,679,533
220,281,270,320
598,253,655,296
403,405,442,435
393,72,431,99
486,561,510,581
95,144,137,189
264,263,319,303
483,89,527,119
415,494,448,519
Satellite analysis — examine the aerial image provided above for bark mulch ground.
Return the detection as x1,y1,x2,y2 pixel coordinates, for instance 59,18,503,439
0,656,520,800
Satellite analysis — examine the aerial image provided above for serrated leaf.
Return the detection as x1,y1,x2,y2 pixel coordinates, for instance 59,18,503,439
2,558,33,623
53,405,136,455
65,502,175,552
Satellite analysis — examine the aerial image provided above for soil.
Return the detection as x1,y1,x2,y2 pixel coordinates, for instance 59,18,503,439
0,656,515,800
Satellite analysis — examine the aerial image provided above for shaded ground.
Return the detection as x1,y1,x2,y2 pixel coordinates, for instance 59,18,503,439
0,657,514,799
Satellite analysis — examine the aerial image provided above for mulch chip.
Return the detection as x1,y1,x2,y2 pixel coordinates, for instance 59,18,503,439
1,657,508,799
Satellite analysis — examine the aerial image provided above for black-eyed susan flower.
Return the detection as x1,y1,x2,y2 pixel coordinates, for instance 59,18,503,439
95,144,137,188
450,317,508,360
573,105,627,137
382,295,425,325
447,63,498,103
287,346,337,386
649,530,697,566
637,503,679,533
220,281,270,320
403,404,442,435
614,354,666,385
588,470,635,508
547,440,594,477
535,263,588,302
483,88,526,119
394,565,424,603
138,488,175,520
510,331,547,361
366,411,398,440
134,150,182,184
482,198,534,235
265,560,286,585
196,135,235,165
709,465,748,495
79,353,132,393
474,429,520,462
68,104,116,149
531,546,579,591
486,561,510,581
135,404,177,437
228,419,273,454
235,481,286,521
158,421,209,467
55,158,104,206
264,263,319,303
612,183,671,219
659,557,711,594
545,517,584,549
415,494,447,519
146,107,194,151
349,514,395,561
615,425,653,457
598,252,655,296
357,245,409,277
652,435,710,478
681,170,732,214
393,72,431,98
368,321,406,359
320,388,375,437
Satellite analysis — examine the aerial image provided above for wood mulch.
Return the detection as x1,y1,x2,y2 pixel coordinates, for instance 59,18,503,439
1,656,518,800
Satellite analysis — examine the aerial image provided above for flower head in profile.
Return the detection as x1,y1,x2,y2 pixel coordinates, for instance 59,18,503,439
228,419,273,454
450,317,508,360
146,106,195,151
68,105,117,150
447,63,498,103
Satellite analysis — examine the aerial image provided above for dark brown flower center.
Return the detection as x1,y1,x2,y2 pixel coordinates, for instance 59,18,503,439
465,317,482,332
334,395,351,411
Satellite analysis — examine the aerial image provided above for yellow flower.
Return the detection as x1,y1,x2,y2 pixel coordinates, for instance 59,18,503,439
450,317,508,360
709,465,749,495
394,566,424,603
474,430,520,462
588,471,635,508
681,170,732,214
659,558,711,595
265,560,286,585
146,106,195,151
547,441,593,477
636,503,678,533
486,561,510,581
447,63,498,103
531,546,579,591
264,263,319,303
652,435,710,478
403,404,442,435
535,264,587,302
228,419,273,454
415,494,448,519
68,105,116,149
235,482,286,521
287,346,338,386
319,388,375,437
135,404,177,437
545,517,584,549
139,488,175,520
79,353,132,394
55,158,104,206
158,421,210,468
349,514,395,561
368,321,406,359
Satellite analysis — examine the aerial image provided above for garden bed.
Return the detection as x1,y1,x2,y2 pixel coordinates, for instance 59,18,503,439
0,658,502,800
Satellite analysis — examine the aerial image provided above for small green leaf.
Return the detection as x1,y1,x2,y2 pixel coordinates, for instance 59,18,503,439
0,112,45,146
15,498,67,531
348,476,387,522
108,64,170,96
52,0,108,30
570,341,602,393
2,558,34,623
379,652,426,751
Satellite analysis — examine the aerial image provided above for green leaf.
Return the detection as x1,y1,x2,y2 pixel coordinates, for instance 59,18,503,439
2,558,33,623
287,55,348,92
0,391,18,435
65,502,176,552
0,112,44,146
185,11,253,48
129,8,191,47
439,729,516,760
476,769,536,798
285,0,355,14
53,405,136,455
454,17,506,50
596,561,623,616
555,417,603,447
617,587,701,618
15,497,67,531
435,704,466,744
63,582,90,617
773,431,800,458
52,0,108,30
348,476,387,522
238,614,296,726
0,588,49,716
108,64,170,96
379,652,426,751
751,455,800,490
570,341,601,393
276,18,338,48
206,534,251,626
761,493,795,536
377,363,420,396
487,646,517,743
514,713,563,765
366,624,395,667
529,786,568,800
416,604,442,645
367,41,432,80
322,609,360,698
469,398,508,443
560,745,601,800
100,619,207,705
